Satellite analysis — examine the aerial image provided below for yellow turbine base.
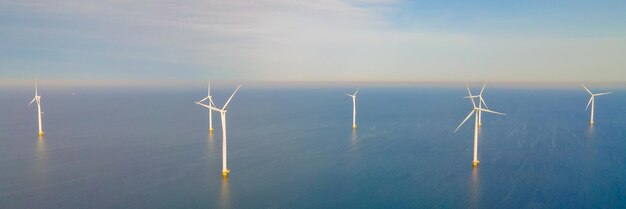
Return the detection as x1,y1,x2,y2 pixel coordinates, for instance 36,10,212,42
590,121,594,125
472,160,480,168
38,132,44,136
222,170,230,177
209,128,214,133
352,125,357,129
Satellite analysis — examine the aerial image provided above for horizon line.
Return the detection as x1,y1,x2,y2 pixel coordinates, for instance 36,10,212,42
1,79,624,89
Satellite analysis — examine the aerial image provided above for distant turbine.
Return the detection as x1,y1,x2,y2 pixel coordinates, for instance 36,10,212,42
581,84,612,125
196,80,217,133
345,88,359,129
463,83,489,127
455,84,506,168
196,84,241,177
28,80,44,136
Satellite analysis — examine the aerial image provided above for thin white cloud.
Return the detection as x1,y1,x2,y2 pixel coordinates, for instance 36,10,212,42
1,0,625,83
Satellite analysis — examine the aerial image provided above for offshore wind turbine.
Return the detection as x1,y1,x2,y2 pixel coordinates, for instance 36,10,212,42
581,84,612,125
28,80,44,136
196,80,217,133
196,84,241,177
345,88,359,129
464,83,489,127
455,85,505,168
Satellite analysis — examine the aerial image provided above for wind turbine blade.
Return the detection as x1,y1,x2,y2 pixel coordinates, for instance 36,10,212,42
195,102,222,112
478,108,506,115
479,82,487,96
480,97,489,109
462,96,480,98
585,97,593,110
197,97,209,103
222,84,241,110
345,94,354,97
454,110,475,133
207,80,211,97
465,84,476,108
28,97,36,105
35,80,38,96
581,84,593,95
594,92,612,96
209,97,217,107
353,88,359,96
208,95,217,107
206,79,217,107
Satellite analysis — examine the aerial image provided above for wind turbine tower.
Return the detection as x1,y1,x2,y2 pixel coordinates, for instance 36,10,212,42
197,80,216,133
345,88,359,129
455,85,505,168
28,80,44,136
581,84,612,125
196,84,242,177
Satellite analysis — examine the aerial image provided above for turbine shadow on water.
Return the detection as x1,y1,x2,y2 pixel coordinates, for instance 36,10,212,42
470,168,480,209
207,133,216,161
350,129,358,148
220,177,230,209
585,125,595,138
35,136,47,175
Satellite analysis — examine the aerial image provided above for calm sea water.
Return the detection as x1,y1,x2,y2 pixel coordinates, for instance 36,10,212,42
1,86,625,208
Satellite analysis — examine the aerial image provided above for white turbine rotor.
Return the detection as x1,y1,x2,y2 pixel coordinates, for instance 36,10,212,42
455,110,476,133
581,84,593,95
594,92,612,96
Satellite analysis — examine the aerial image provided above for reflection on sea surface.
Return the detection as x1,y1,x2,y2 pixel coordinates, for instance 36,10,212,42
220,177,230,209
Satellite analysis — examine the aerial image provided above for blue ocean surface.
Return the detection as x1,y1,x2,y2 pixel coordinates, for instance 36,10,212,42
0,86,625,208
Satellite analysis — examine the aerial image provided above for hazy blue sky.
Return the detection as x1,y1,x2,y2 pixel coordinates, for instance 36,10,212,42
1,0,625,84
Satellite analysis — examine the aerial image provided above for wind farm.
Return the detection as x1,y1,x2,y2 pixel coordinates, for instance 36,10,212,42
2,0,626,208
1,82,625,208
